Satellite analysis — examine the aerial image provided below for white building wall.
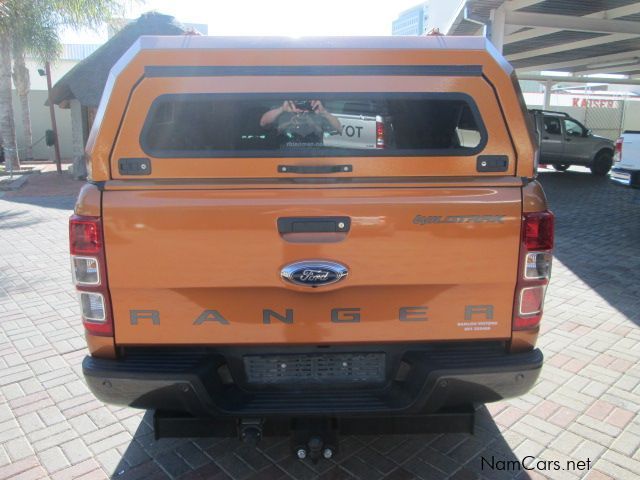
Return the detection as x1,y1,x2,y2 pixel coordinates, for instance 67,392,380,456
10,59,79,161
12,90,74,160
16,59,79,90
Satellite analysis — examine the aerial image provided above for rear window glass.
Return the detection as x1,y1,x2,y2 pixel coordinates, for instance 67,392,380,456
140,93,486,157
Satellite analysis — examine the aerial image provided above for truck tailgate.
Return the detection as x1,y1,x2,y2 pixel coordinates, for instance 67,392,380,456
103,186,521,345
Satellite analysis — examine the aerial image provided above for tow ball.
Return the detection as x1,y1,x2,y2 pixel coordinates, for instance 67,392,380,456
239,418,263,446
291,419,339,463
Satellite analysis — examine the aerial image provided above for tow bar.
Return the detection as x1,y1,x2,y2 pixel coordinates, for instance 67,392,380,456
290,418,339,463
153,406,475,460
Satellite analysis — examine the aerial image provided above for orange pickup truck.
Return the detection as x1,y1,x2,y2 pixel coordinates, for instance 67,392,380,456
70,36,553,458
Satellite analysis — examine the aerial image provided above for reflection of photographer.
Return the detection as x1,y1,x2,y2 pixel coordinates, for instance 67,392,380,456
260,100,341,146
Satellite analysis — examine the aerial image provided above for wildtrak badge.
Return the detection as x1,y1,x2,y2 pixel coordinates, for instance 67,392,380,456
413,214,505,225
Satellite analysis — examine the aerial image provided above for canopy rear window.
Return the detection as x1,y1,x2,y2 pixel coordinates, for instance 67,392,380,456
140,93,487,158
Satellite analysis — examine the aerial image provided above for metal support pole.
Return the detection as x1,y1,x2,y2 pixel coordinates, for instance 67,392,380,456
45,62,62,173
489,6,506,53
543,80,553,109
464,5,487,37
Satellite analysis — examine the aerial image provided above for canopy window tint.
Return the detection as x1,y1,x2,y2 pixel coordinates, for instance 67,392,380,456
141,93,486,157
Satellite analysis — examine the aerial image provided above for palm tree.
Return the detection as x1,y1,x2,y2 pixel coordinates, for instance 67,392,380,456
12,49,34,162
12,7,61,162
0,2,19,171
0,0,126,170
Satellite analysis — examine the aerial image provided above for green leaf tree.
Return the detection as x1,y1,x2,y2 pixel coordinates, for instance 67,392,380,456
0,0,126,170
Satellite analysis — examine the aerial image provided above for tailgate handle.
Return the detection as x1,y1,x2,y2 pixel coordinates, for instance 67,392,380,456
278,164,352,174
278,217,351,234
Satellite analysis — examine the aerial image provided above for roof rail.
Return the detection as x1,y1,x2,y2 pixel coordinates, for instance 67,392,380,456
528,109,570,117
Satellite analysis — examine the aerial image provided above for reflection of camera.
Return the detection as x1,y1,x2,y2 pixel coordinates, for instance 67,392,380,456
293,100,314,111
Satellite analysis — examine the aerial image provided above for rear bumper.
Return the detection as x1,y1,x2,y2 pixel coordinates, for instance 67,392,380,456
83,343,543,417
611,167,640,187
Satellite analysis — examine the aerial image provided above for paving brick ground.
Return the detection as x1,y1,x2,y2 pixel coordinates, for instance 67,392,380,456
0,168,639,479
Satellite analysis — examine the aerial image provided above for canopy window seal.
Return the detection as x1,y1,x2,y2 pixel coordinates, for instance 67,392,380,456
143,65,484,78
137,92,489,160
108,73,146,176
481,72,520,172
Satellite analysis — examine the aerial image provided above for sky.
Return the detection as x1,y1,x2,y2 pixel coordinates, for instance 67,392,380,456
61,0,429,44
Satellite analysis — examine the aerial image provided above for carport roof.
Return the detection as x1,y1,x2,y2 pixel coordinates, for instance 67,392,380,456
447,0,640,76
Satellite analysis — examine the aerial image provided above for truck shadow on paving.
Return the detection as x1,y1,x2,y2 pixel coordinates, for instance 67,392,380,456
111,406,525,480
0,209,40,229
538,170,640,327
0,194,77,211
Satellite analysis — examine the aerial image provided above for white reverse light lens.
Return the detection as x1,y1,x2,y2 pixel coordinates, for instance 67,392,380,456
79,292,106,322
524,252,552,280
71,256,100,285
519,285,546,316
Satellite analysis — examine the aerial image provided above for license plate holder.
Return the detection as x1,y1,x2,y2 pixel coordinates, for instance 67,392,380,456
244,352,386,385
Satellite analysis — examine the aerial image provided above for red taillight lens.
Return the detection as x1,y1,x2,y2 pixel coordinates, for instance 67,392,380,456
513,312,541,331
375,119,385,148
615,137,622,153
70,216,102,254
514,210,554,331
69,214,113,336
523,211,554,250
614,137,622,163
519,286,546,315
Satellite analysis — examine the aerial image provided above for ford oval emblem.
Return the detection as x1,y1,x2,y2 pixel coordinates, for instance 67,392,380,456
281,260,348,288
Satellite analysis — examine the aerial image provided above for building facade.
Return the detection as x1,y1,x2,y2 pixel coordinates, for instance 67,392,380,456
392,3,429,36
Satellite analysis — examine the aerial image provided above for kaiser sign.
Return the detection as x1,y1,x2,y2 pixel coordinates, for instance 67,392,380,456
572,98,618,108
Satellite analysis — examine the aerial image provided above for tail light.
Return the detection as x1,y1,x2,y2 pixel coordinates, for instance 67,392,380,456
375,116,385,148
513,210,554,331
69,215,113,336
614,137,622,163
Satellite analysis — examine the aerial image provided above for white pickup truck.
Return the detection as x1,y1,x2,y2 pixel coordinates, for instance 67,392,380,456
611,131,640,188
323,103,481,150
323,113,384,149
